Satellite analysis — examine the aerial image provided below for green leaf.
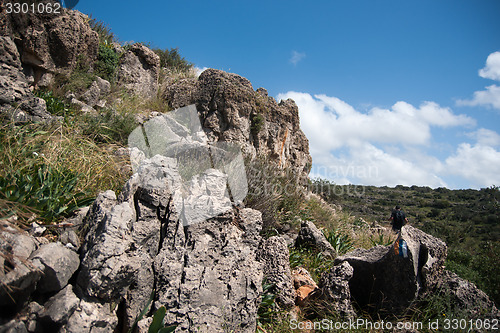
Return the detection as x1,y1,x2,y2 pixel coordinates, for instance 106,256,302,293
148,306,166,333
158,326,176,333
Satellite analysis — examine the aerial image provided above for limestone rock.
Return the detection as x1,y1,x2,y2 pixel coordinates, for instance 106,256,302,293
0,36,51,122
0,6,99,82
75,155,264,332
334,225,447,314
437,270,500,319
0,222,41,311
162,69,312,180
318,261,356,319
295,220,336,258
61,298,118,333
30,243,80,294
257,236,295,308
117,43,160,98
39,285,79,325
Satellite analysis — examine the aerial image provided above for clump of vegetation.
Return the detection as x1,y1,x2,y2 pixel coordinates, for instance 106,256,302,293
250,113,265,136
94,44,120,83
153,47,193,72
89,16,118,46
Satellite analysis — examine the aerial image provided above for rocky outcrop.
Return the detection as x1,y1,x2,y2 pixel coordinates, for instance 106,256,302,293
334,225,447,314
0,36,50,122
162,69,312,180
117,43,160,98
295,220,336,258
318,261,356,319
74,155,264,332
257,236,295,308
436,270,500,319
0,4,99,86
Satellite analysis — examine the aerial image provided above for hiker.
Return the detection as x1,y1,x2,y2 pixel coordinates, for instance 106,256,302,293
389,205,408,232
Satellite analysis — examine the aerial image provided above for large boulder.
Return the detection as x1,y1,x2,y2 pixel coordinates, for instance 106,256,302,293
76,154,264,332
436,270,500,319
334,225,447,314
162,69,312,180
0,4,99,85
117,43,160,98
295,220,336,258
318,261,356,319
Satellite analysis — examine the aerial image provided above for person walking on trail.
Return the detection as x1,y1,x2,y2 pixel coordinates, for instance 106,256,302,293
389,205,408,232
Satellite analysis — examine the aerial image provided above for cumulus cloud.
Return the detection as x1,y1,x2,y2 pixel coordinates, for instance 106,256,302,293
277,92,474,152
289,51,306,66
479,51,500,81
446,143,500,188
457,51,500,110
276,91,478,187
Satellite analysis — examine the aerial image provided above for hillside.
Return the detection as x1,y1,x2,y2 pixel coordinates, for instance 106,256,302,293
0,5,499,333
312,180,500,306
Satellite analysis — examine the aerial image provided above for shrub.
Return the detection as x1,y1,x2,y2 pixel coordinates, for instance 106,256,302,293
80,108,138,145
153,47,193,72
95,44,119,82
250,113,265,136
89,17,117,46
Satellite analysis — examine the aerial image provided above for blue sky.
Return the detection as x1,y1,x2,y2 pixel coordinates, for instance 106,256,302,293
76,0,500,189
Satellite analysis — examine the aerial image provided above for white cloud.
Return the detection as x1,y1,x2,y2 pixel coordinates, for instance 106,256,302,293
289,51,306,66
195,66,209,77
457,84,500,110
479,51,500,81
467,128,500,147
276,92,478,187
310,144,447,188
457,51,500,110
446,143,500,188
277,92,474,152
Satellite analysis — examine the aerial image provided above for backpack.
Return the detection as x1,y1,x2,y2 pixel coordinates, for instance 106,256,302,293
393,210,405,227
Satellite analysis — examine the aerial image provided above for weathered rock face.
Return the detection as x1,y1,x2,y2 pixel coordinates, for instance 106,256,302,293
162,69,312,180
117,43,160,98
334,225,447,314
257,236,295,308
318,261,356,319
0,4,99,84
75,155,264,332
437,270,500,319
0,36,51,122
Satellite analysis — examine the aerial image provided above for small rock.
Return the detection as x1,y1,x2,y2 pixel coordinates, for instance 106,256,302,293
39,285,80,325
30,243,80,293
29,222,46,237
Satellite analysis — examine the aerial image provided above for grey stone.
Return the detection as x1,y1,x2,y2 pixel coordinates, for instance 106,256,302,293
59,229,80,250
0,36,51,122
295,220,336,258
39,285,79,324
61,298,118,333
0,320,28,333
436,270,500,319
30,242,80,293
257,236,295,308
0,223,41,308
117,43,160,98
334,225,447,314
162,69,312,181
318,261,356,319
